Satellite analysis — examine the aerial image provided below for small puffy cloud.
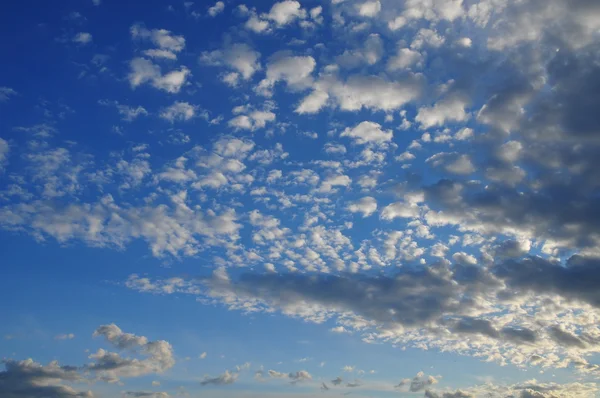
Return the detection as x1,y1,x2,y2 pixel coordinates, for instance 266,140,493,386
381,201,420,220
200,43,261,81
257,54,315,96
387,48,422,71
160,102,197,122
201,370,238,386
228,106,276,131
396,371,438,392
427,152,476,175
131,24,185,59
208,1,225,17
297,74,423,113
98,100,148,122
416,95,470,129
324,143,347,155
0,137,9,170
295,89,328,113
199,352,207,359
396,151,416,162
336,34,384,68
358,0,381,17
0,87,17,102
55,333,75,340
265,1,306,26
411,28,445,49
331,326,349,333
341,121,393,145
245,15,270,33
73,32,92,44
128,58,190,93
347,197,377,217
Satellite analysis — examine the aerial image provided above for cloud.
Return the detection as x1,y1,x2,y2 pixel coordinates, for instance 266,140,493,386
257,54,315,96
123,392,170,398
0,359,92,398
207,1,225,17
98,100,148,121
55,333,75,340
0,87,17,102
340,121,393,146
347,197,377,217
200,370,238,386
131,24,185,59
416,94,470,129
357,0,381,17
264,1,306,26
297,74,423,113
200,43,261,83
426,153,475,175
128,58,190,93
73,32,92,45
89,324,174,382
160,102,197,122
0,137,9,171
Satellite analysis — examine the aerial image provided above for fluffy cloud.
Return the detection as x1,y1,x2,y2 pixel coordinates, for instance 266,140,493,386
131,24,185,60
200,43,261,83
346,197,377,217
0,87,17,102
357,0,381,17
257,54,316,95
0,359,92,397
207,1,225,17
160,102,197,122
200,370,238,386
340,121,393,146
73,32,92,44
298,74,423,113
89,324,174,382
128,58,190,93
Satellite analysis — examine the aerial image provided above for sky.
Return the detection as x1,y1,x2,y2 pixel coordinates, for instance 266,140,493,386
1,0,600,397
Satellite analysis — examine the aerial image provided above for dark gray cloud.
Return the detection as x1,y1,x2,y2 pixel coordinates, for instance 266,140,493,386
0,359,92,398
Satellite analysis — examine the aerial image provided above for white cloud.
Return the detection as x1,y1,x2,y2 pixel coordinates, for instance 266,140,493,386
201,370,238,385
387,47,423,71
347,197,377,217
427,152,476,175
0,87,17,102
73,32,92,44
208,1,225,17
131,24,185,59
264,1,307,25
295,89,329,114
99,100,148,121
0,137,9,171
416,94,470,128
200,43,261,80
335,34,384,69
298,74,422,113
128,58,190,93
257,54,315,96
54,333,75,340
411,28,445,49
245,15,270,33
228,106,276,131
380,201,420,220
160,102,197,122
341,121,393,145
357,0,381,17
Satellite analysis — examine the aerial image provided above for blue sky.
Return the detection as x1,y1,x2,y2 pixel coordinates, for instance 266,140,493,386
2,0,600,397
